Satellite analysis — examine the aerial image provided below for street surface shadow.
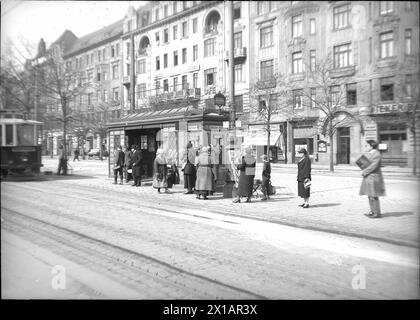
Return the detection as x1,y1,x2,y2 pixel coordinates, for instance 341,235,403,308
381,211,414,218
307,203,341,208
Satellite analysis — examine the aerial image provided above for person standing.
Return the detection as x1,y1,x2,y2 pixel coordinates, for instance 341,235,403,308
123,146,133,183
234,147,256,203
131,145,143,187
182,142,196,194
113,146,125,185
228,146,241,203
56,144,67,175
359,140,386,218
153,148,169,193
195,146,216,200
261,154,271,201
73,148,80,162
297,148,311,208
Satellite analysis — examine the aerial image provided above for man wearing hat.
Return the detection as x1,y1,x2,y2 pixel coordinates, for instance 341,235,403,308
260,154,271,201
297,147,311,208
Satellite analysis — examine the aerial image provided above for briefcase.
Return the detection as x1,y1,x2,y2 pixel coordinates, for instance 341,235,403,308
355,154,371,170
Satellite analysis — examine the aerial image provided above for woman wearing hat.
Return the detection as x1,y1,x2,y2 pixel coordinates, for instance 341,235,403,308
153,148,169,193
195,146,216,199
297,148,311,208
359,140,385,218
234,147,256,203
182,142,196,194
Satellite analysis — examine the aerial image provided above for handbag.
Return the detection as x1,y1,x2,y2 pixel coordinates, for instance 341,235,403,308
267,180,276,195
304,178,311,189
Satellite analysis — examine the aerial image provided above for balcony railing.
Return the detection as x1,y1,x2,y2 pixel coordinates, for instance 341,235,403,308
224,47,247,63
148,88,201,104
255,78,277,89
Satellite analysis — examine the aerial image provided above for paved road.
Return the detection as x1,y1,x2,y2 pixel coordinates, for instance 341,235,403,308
1,175,419,299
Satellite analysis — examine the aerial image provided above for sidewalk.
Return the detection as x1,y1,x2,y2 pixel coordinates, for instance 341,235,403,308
39,156,419,248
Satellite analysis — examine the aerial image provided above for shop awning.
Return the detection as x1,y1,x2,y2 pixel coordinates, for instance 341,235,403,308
243,132,281,146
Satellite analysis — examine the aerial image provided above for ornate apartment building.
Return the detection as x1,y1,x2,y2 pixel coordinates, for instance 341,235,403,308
33,1,419,172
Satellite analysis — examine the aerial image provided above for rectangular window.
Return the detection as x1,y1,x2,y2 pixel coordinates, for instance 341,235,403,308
164,29,169,43
380,31,394,58
234,95,243,113
111,45,115,57
193,45,198,61
193,18,198,33
309,18,316,35
182,75,188,90
155,32,160,44
164,4,168,18
125,43,130,58
405,74,412,97
164,54,168,68
369,37,372,63
292,51,303,74
346,83,357,105
380,1,394,15
292,14,303,38
260,25,273,48
87,71,93,83
310,88,316,108
138,59,146,74
309,50,316,72
173,25,178,40
235,63,244,82
173,2,177,14
182,48,187,64
116,43,120,56
155,8,159,21
127,20,132,32
138,83,147,98
113,88,119,101
182,21,188,37
333,4,350,29
380,77,394,101
103,70,108,80
112,64,119,79
193,73,198,88
405,29,412,54
204,68,217,86
104,90,108,102
293,90,303,109
173,77,178,91
88,93,93,105
163,79,169,92
260,59,274,80
173,51,178,66
234,32,242,49
86,54,89,65
204,38,216,57
330,85,341,106
96,69,101,81
334,43,352,68
258,1,270,15
234,3,241,20
155,80,161,93
98,50,102,61
156,56,160,70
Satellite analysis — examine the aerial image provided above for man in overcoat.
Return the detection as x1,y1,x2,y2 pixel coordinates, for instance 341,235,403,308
124,146,133,183
131,145,143,187
113,145,125,184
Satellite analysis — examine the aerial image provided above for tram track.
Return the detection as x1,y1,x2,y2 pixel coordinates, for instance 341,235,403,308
2,207,267,299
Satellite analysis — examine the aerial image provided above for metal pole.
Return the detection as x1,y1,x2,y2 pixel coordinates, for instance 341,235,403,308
228,0,236,143
34,66,38,121
130,32,136,112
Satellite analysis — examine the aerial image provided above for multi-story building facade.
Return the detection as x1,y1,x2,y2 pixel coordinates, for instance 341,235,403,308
32,1,419,172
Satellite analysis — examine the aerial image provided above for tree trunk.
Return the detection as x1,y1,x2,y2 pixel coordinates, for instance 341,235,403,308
329,120,334,172
412,129,417,176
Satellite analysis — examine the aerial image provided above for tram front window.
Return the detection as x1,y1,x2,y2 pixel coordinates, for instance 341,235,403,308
5,125,13,145
17,124,35,145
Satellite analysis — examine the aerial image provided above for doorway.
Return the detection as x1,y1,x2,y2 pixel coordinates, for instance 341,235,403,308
126,128,158,178
337,127,350,164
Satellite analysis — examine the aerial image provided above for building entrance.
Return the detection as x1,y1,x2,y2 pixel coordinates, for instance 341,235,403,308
337,127,350,164
378,122,407,167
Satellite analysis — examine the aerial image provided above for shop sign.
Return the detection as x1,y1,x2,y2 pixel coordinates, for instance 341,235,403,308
378,143,387,150
317,140,327,153
373,103,408,114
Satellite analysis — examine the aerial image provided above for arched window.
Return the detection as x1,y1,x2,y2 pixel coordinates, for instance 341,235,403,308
205,11,221,34
139,36,150,55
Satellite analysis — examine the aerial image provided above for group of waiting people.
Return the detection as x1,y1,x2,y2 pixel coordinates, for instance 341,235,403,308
113,139,385,218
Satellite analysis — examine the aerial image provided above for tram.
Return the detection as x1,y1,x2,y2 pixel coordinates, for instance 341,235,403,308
0,110,43,177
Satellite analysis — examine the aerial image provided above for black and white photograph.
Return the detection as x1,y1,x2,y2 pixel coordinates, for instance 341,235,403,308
1,0,419,306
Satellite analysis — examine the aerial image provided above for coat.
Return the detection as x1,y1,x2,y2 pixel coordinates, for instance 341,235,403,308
237,155,256,197
114,150,125,167
182,148,196,176
131,150,143,176
153,156,168,188
297,155,311,182
124,150,133,167
167,164,180,188
195,153,216,191
262,161,271,185
359,150,386,197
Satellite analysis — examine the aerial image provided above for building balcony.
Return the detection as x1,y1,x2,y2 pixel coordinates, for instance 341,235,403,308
122,76,131,85
255,78,277,89
148,88,201,105
224,47,247,64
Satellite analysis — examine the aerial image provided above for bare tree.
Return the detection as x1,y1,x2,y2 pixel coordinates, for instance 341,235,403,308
248,74,292,162
302,54,364,172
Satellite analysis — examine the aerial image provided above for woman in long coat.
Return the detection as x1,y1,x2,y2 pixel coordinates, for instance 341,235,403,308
234,147,256,203
182,142,196,194
195,146,216,200
359,140,385,218
261,154,271,201
297,148,311,208
153,148,169,193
